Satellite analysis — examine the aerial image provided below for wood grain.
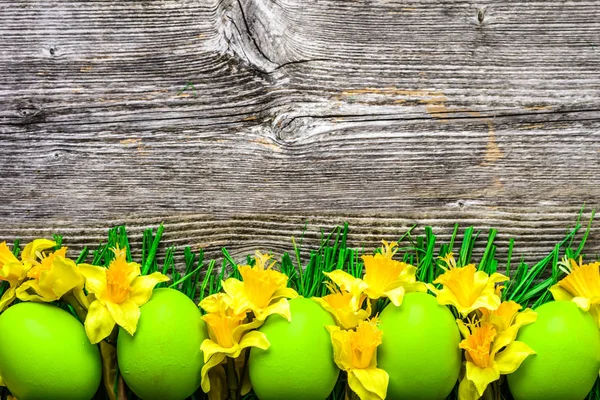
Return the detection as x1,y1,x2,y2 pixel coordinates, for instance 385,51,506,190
1,0,599,268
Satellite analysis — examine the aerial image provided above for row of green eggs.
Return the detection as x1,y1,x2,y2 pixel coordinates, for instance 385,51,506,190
0,289,599,400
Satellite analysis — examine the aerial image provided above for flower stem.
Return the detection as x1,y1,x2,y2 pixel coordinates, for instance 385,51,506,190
100,340,118,400
226,356,239,400
236,348,250,399
64,292,88,322
346,383,360,400
235,311,255,399
117,375,128,400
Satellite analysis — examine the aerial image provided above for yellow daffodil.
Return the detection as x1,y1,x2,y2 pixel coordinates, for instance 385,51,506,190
78,246,169,344
325,241,426,309
16,247,87,307
199,293,270,394
327,318,389,400
0,239,56,312
550,256,600,326
221,251,298,322
479,300,537,336
313,282,371,329
457,318,535,400
427,253,508,316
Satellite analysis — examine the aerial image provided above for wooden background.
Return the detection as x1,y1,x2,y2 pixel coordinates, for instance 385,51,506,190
1,0,599,267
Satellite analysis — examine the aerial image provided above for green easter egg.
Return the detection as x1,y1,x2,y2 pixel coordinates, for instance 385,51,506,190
249,297,340,400
117,288,208,400
0,302,101,400
507,300,600,400
378,292,462,400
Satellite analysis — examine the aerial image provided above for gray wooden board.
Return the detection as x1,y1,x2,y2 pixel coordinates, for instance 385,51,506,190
1,0,599,268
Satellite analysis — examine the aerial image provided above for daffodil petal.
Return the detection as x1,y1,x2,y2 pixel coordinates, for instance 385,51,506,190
85,300,116,344
470,293,502,313
106,299,140,336
433,286,470,312
325,270,364,293
78,264,109,295
402,281,428,293
16,280,56,302
549,284,574,301
514,308,537,328
200,292,234,313
0,286,18,313
488,272,510,284
327,325,355,371
46,256,83,298
358,368,389,400
425,283,440,295
495,341,535,375
238,330,270,352
0,261,25,286
0,242,15,262
273,286,299,301
313,296,368,330
382,285,405,307
221,277,243,297
465,361,499,396
458,374,480,400
254,298,291,322
349,369,388,400
491,323,520,357
326,325,345,370
129,272,169,306
221,278,250,315
573,296,592,311
201,339,239,362
21,239,56,263
313,296,334,313
0,242,22,286
231,313,264,344
201,323,269,363
201,352,226,393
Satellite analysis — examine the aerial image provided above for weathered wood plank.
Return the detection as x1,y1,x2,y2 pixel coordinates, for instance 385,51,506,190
0,208,597,270
0,0,599,267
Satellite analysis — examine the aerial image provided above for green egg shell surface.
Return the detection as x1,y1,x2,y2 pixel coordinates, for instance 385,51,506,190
249,297,340,400
378,292,462,400
0,302,101,400
507,300,600,400
117,288,208,400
